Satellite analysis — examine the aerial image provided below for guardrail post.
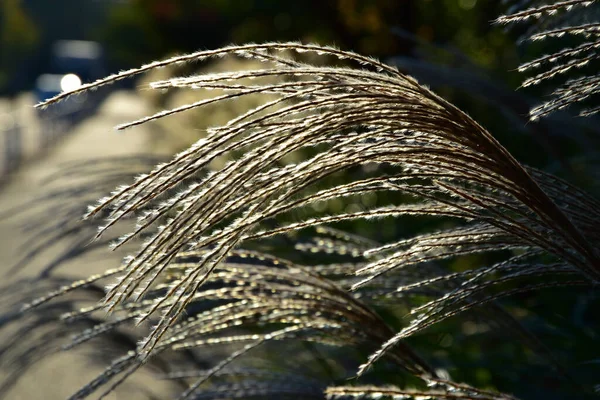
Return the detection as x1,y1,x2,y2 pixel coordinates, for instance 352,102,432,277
0,112,22,178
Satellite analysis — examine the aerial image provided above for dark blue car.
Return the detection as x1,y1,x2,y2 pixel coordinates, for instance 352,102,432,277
34,40,106,119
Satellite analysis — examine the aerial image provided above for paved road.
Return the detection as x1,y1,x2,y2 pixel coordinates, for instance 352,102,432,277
0,93,43,176
0,91,158,274
0,91,176,399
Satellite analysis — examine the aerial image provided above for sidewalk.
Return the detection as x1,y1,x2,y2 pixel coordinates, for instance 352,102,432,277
0,90,160,275
0,90,175,399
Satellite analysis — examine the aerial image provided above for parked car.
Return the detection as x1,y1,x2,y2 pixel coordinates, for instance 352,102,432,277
34,40,106,120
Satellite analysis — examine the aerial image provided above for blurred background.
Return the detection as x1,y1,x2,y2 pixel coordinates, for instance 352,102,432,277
1,0,511,95
1,1,599,399
0,0,526,180
3,0,593,181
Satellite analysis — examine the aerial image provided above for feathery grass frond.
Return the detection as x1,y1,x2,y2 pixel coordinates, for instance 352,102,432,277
498,0,600,119
326,381,519,400
34,43,600,373
6,247,435,399
1,156,162,278
0,277,193,400
498,1,596,25
12,41,600,398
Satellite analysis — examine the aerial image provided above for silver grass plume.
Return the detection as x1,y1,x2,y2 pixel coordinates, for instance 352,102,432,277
31,42,600,395
9,248,434,399
4,160,436,398
497,0,600,119
1,156,162,278
325,381,519,400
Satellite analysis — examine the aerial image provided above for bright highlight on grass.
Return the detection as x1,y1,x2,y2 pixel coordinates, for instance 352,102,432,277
60,73,82,93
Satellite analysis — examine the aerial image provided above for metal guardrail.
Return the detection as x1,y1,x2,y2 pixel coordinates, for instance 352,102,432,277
1,114,22,175
0,99,84,180
0,86,113,183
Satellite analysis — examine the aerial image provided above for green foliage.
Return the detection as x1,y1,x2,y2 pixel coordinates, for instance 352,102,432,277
101,0,415,67
0,0,38,92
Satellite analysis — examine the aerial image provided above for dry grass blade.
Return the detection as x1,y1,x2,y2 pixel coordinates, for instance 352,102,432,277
35,43,600,368
19,42,600,397
497,0,600,119
1,156,162,278
326,381,519,399
8,248,435,399
163,367,326,400
496,1,596,24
